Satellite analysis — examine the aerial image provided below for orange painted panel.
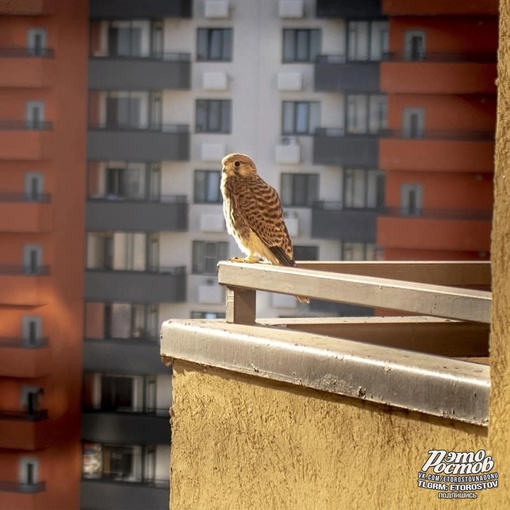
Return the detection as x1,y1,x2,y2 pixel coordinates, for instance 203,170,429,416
377,217,491,252
0,131,54,160
381,62,497,94
0,203,53,233
379,139,495,172
0,346,51,378
0,418,52,450
383,0,498,16
0,275,49,306
0,59,55,88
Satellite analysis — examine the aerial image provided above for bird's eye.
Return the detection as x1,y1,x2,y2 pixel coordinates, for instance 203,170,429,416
234,161,240,168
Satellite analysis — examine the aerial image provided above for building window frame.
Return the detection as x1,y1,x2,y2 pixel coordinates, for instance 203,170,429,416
197,28,233,61
192,241,229,275
282,28,321,63
282,101,320,136
195,99,232,133
194,170,222,204
280,173,319,207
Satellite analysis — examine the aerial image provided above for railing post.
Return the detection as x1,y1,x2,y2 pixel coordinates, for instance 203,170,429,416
225,287,256,325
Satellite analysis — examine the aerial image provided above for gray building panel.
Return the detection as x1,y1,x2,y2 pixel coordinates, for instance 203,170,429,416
85,269,186,303
82,412,170,444
90,0,192,19
316,0,382,18
88,58,191,90
311,207,378,242
313,132,379,167
86,200,189,232
83,340,170,374
81,480,169,510
315,61,380,92
87,129,190,162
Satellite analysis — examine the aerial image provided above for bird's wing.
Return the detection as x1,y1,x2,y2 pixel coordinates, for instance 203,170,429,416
238,178,295,266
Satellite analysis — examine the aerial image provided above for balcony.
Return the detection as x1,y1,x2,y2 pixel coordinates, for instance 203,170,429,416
86,196,188,232
0,410,51,450
0,48,55,88
311,202,378,242
381,53,497,94
83,338,170,374
90,0,192,19
0,121,54,160
0,481,46,493
315,56,380,92
316,0,382,18
85,267,186,303
382,0,498,15
0,266,50,306
82,410,170,445
378,208,492,252
380,130,495,172
81,479,168,510
87,124,190,162
0,194,53,233
89,54,191,90
0,338,50,378
0,0,54,15
313,128,379,167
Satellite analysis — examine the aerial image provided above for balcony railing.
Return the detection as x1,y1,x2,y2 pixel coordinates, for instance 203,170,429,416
382,51,497,63
0,47,54,58
82,476,169,488
0,265,50,276
0,337,49,348
91,51,190,62
83,407,169,416
0,120,52,130
380,129,495,141
383,207,493,221
87,265,185,276
0,193,51,203
88,194,186,204
0,409,49,421
88,123,188,134
0,481,46,493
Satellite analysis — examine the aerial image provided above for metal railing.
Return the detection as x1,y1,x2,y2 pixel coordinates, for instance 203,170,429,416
90,51,190,62
86,265,186,275
88,123,189,133
382,51,497,63
316,54,380,64
83,406,169,416
82,476,169,488
0,481,46,493
0,192,51,203
0,409,49,421
0,337,49,348
0,265,50,276
87,194,187,203
0,47,54,58
0,120,53,130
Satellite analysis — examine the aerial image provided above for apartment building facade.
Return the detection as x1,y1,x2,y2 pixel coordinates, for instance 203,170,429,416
0,1,497,509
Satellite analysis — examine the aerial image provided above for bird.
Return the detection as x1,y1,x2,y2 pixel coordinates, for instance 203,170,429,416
220,152,310,304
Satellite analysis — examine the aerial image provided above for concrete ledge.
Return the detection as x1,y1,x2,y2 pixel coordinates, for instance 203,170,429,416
161,319,489,426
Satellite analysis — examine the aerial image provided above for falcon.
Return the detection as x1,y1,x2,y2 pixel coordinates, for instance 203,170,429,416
220,152,309,304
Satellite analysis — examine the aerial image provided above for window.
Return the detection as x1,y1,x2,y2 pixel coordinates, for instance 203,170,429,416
25,101,45,129
27,28,47,56
23,244,42,275
86,232,159,271
283,29,321,63
197,28,233,61
195,100,231,133
281,173,319,207
341,242,377,261
294,246,319,261
22,316,42,347
20,386,44,416
400,184,423,216
192,241,229,274
282,101,320,135
346,95,387,134
194,170,222,203
343,169,385,209
403,108,425,139
191,311,226,319
85,302,159,339
404,30,426,61
347,21,389,61
24,173,44,201
19,458,39,486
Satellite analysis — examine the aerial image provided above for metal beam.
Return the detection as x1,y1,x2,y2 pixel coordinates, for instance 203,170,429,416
161,319,489,426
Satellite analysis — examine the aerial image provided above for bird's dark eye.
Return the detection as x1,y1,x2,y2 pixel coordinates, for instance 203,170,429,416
234,161,240,168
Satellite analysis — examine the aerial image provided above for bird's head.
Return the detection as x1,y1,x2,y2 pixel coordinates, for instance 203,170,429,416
221,153,257,178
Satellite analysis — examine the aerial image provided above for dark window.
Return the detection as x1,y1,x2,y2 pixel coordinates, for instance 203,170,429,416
196,100,231,133
343,169,385,209
282,101,320,135
194,170,222,203
341,242,377,261
282,29,321,62
345,94,387,134
101,375,133,411
281,173,319,207
294,246,319,261
192,241,229,274
197,28,233,61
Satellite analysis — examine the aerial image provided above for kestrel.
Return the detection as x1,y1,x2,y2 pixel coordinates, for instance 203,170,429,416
220,153,309,304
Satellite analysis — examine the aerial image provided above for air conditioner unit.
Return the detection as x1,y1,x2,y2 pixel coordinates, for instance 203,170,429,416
201,143,226,162
200,214,225,232
279,0,304,19
277,72,303,91
203,71,228,90
276,139,300,164
198,283,224,304
205,0,230,18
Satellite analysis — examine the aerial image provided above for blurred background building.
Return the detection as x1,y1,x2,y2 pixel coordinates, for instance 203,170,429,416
0,0,497,509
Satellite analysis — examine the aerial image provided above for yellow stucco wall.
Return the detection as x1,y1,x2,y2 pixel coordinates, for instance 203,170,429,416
170,2,510,508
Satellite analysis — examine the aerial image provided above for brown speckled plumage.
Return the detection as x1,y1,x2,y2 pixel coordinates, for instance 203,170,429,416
220,153,309,303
